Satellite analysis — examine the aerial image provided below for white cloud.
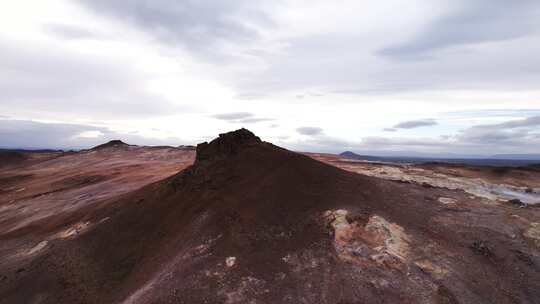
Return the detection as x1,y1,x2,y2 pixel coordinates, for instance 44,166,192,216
74,130,104,139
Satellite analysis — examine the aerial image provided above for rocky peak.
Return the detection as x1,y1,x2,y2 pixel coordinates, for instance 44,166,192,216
196,128,261,162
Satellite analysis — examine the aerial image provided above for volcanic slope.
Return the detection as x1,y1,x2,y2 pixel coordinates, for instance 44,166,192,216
1,129,540,303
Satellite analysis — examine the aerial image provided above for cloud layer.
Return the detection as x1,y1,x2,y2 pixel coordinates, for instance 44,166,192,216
379,0,540,59
78,0,274,61
296,127,324,136
1,1,540,154
0,119,184,150
212,112,274,124
393,119,438,129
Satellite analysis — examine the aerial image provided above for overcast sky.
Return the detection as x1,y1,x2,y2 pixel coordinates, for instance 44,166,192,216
1,0,540,156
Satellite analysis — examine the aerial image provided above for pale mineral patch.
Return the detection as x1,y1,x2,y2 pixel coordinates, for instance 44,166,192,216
364,215,411,261
414,260,449,278
438,197,458,205
25,241,48,256
55,221,91,239
343,164,540,205
324,210,411,267
524,222,540,247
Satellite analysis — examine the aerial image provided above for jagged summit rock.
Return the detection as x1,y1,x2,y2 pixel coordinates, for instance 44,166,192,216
195,128,262,162
91,140,129,150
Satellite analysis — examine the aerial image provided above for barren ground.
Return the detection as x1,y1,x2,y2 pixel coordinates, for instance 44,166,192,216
1,135,539,303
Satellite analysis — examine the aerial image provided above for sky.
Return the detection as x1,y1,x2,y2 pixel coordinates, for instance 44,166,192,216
1,0,540,156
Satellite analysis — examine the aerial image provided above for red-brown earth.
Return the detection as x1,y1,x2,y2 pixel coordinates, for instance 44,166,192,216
1,130,539,303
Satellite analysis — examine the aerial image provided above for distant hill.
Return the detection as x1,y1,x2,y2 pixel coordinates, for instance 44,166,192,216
339,151,386,161
0,150,27,167
491,154,540,160
340,151,540,167
90,140,131,150
0,148,63,153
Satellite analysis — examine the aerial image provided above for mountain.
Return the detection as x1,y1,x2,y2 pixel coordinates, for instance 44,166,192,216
1,129,539,303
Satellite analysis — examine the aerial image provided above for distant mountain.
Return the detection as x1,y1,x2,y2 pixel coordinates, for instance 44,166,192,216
340,151,540,167
491,154,540,160
0,148,63,153
339,151,386,161
0,150,27,167
90,140,131,150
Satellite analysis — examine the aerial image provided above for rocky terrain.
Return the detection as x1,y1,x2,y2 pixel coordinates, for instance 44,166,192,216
1,130,539,303
0,141,195,239
308,153,540,206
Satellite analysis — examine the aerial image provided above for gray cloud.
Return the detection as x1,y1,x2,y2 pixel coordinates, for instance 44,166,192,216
370,116,540,154
383,128,397,132
456,115,540,146
77,0,275,61
0,38,185,119
288,115,540,155
378,0,540,59
296,127,324,136
0,119,186,150
489,115,540,129
44,23,101,40
72,0,540,96
212,112,273,124
239,117,274,123
393,119,437,129
213,112,253,120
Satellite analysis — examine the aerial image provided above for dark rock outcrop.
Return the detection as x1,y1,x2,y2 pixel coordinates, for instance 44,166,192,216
195,128,262,163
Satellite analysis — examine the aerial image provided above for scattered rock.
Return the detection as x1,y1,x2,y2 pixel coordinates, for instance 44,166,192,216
512,250,535,266
55,222,91,239
508,199,526,207
470,241,493,258
438,197,457,204
226,256,237,268
438,197,459,208
437,197,466,211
